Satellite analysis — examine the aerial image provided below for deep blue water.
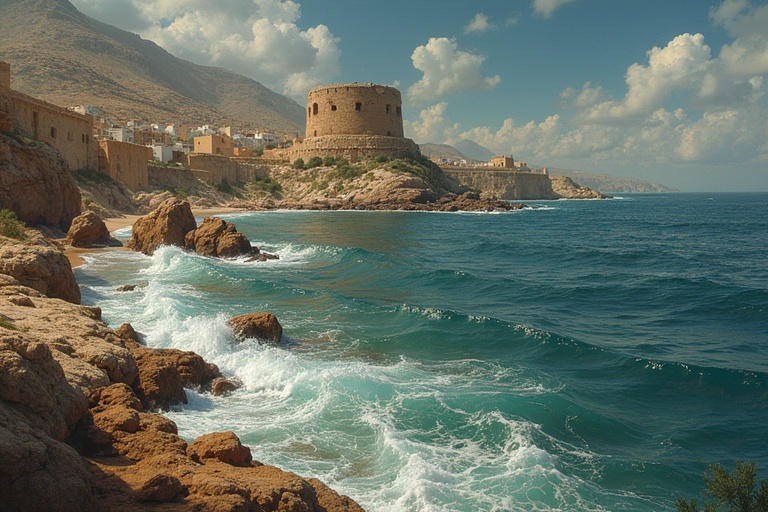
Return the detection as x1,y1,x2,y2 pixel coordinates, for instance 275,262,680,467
76,193,768,511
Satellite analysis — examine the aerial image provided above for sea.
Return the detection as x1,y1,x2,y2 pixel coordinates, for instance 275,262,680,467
75,192,768,512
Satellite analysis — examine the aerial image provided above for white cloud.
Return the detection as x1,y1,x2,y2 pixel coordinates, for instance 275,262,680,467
532,0,575,19
407,38,501,103
403,102,459,143
464,13,494,34
70,0,341,100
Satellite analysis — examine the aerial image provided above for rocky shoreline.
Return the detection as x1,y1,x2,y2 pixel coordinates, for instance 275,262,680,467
0,205,365,511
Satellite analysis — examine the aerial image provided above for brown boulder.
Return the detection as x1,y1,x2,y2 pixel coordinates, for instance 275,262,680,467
127,197,197,255
129,346,222,410
0,230,81,303
187,431,253,466
0,132,81,231
228,312,283,344
211,377,240,396
66,210,121,247
185,216,255,258
130,346,188,410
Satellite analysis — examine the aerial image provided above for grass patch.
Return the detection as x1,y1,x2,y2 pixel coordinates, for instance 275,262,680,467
250,177,282,196
0,317,22,331
0,209,28,241
72,168,117,185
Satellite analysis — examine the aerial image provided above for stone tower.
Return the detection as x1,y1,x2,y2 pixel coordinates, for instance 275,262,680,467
286,83,419,162
306,83,404,138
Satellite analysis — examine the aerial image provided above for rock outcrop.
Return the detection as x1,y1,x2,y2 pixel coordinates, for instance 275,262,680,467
66,210,122,247
128,198,278,261
127,197,197,256
0,132,81,231
0,272,364,512
549,175,607,199
228,312,283,344
185,216,255,258
0,229,81,303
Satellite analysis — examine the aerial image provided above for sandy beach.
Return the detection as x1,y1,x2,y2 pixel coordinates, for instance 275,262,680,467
65,207,245,268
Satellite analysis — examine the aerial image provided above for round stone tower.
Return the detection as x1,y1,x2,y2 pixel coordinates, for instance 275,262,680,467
306,83,404,138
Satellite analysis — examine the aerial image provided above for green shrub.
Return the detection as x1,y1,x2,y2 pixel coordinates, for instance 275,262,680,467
293,158,306,170
0,209,27,240
676,461,768,512
251,177,282,196
255,148,264,157
215,178,234,194
0,317,21,331
307,156,324,169
72,168,117,185
374,154,390,163
174,188,189,199
328,163,365,181
323,156,337,166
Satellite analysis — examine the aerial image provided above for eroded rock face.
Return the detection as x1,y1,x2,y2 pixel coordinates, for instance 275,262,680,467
130,346,222,411
127,197,197,255
187,431,253,466
0,132,81,231
66,210,121,248
0,230,81,303
228,312,283,344
185,216,255,258
550,175,607,199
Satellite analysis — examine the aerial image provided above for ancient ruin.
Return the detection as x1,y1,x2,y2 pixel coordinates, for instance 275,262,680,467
285,83,420,162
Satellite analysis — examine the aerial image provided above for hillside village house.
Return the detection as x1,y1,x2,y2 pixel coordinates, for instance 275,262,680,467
1,61,153,190
194,134,235,157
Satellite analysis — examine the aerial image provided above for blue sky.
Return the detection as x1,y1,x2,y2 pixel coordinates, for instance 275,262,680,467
70,0,768,191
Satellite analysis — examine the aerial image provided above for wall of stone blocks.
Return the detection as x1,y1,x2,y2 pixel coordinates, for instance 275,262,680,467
98,140,152,190
443,169,558,200
287,135,420,163
187,154,238,184
306,84,404,138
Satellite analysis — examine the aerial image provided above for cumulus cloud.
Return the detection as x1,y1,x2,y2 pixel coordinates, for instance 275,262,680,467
532,0,575,19
464,13,494,34
403,102,459,143
70,0,341,100
407,38,501,103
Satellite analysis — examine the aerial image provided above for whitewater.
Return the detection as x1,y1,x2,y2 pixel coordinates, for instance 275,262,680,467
75,192,768,511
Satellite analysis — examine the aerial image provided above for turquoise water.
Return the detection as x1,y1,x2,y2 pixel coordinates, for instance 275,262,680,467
76,193,768,511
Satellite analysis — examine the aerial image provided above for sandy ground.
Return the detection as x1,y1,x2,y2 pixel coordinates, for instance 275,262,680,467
66,207,245,268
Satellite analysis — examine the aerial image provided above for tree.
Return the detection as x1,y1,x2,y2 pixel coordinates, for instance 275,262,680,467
676,461,768,512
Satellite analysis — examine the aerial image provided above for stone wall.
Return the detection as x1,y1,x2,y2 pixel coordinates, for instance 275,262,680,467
148,164,200,190
186,154,274,184
306,84,404,138
97,140,152,190
443,168,559,200
287,135,420,163
187,154,238,184
0,61,96,171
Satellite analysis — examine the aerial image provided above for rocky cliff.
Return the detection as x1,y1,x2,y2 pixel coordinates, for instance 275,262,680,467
441,168,605,200
0,132,81,230
0,234,364,511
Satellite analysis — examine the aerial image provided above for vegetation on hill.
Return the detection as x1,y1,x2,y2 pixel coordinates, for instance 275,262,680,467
0,0,304,132
0,208,27,240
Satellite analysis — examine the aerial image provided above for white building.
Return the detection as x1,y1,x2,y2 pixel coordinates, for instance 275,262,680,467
107,127,134,143
152,143,174,163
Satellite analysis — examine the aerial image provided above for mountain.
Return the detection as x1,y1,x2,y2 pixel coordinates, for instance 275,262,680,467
0,0,305,133
419,143,479,163
452,139,494,161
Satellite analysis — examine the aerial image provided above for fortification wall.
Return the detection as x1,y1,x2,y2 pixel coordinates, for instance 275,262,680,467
443,169,558,200
287,135,419,163
306,84,404,138
148,164,200,190
0,62,96,170
97,140,151,190
188,154,238,184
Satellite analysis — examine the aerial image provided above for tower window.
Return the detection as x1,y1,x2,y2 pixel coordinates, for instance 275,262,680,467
308,106,311,117
355,102,362,111
313,103,318,115
50,127,57,139
396,106,402,117
331,105,337,111
386,104,391,114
